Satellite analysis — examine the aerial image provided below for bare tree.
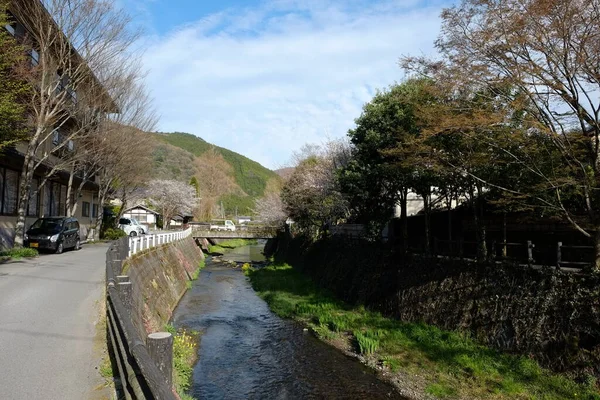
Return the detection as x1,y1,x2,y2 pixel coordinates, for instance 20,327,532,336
403,0,600,269
10,0,141,246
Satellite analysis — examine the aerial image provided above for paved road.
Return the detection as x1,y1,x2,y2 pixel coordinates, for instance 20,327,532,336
0,244,111,400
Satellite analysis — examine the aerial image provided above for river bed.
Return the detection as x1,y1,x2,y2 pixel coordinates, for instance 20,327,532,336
171,243,403,399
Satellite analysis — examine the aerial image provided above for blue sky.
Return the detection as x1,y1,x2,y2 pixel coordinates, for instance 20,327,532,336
123,0,452,169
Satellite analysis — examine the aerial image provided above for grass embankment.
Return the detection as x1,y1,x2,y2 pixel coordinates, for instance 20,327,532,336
165,323,199,400
186,259,205,289
247,263,600,400
208,239,258,254
0,247,38,261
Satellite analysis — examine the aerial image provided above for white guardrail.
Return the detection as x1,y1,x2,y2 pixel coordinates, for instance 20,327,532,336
127,227,193,258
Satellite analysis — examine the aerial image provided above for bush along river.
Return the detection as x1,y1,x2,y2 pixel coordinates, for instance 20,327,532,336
171,240,404,399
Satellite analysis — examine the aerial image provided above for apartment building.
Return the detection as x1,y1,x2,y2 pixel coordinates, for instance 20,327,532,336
0,0,108,247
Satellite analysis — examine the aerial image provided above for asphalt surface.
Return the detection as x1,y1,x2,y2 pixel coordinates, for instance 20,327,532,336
0,243,110,400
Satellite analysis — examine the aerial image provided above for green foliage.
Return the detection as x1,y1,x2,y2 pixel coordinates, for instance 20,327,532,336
169,327,198,398
248,263,600,399
190,259,205,281
340,80,430,233
0,247,38,259
99,357,113,379
217,239,257,249
354,330,379,355
101,228,126,240
220,193,255,216
150,143,196,182
207,245,225,254
189,176,200,197
241,262,253,275
154,132,279,207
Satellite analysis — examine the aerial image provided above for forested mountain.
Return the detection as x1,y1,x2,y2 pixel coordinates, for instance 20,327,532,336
148,131,280,219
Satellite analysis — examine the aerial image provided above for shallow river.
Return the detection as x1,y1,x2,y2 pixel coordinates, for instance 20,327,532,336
171,243,403,399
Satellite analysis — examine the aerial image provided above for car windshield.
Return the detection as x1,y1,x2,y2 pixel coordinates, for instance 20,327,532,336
131,218,140,225
29,218,63,233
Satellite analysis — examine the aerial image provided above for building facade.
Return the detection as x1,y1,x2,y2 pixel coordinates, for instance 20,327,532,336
0,1,104,247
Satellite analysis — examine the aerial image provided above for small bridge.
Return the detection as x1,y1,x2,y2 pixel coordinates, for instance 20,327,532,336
190,224,278,240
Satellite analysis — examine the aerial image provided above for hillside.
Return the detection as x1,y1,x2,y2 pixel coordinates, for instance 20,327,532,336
148,131,280,219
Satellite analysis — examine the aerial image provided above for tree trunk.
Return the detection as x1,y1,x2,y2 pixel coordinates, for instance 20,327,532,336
423,190,431,254
13,152,36,247
474,185,487,261
594,228,600,271
502,210,507,258
400,187,408,253
65,164,75,217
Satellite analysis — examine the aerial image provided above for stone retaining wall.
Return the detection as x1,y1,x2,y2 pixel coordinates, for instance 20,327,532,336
124,237,204,339
274,234,600,379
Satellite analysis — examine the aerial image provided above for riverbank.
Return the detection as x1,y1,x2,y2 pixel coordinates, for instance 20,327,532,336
208,238,257,254
248,263,600,400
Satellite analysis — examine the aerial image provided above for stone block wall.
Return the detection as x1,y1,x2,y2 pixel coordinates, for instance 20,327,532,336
277,235,600,379
124,237,204,339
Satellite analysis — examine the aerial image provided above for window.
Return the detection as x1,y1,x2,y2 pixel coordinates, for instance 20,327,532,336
43,182,67,216
28,49,39,66
92,204,98,218
82,201,90,217
59,185,67,216
52,129,61,145
27,178,39,217
3,169,18,215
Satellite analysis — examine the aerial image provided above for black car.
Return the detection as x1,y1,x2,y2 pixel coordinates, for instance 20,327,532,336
24,217,81,254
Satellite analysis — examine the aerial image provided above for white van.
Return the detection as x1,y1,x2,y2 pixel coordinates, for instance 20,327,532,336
118,217,148,236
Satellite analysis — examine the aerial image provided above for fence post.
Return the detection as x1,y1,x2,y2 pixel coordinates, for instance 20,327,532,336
527,240,534,264
118,281,133,315
557,241,562,269
491,241,496,261
147,332,174,388
112,259,122,277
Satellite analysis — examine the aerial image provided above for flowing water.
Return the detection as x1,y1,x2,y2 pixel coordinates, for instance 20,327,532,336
171,242,404,399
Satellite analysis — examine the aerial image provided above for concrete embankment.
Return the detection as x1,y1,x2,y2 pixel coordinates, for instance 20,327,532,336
122,237,204,339
270,233,600,381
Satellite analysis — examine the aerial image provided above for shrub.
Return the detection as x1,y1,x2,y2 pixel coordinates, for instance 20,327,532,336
354,331,379,355
0,247,38,259
102,228,126,240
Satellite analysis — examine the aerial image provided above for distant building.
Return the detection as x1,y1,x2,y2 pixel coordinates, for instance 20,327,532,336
122,205,159,231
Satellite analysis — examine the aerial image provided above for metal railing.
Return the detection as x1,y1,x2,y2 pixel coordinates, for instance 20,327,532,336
128,227,192,258
106,230,190,399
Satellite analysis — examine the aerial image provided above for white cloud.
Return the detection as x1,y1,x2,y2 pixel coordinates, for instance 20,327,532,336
141,0,445,169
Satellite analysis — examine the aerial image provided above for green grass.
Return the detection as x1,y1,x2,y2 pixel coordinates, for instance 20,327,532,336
99,356,113,378
248,263,600,400
165,324,198,399
208,239,256,255
0,247,38,260
208,245,225,254
216,239,258,249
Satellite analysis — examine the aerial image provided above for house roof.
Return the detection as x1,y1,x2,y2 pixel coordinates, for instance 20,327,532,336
123,204,159,215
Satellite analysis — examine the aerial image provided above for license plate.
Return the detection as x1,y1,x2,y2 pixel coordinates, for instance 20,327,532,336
30,242,39,248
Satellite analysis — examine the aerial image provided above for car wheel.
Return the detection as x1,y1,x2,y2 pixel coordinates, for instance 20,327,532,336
55,241,64,254
129,231,137,237
74,239,81,250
